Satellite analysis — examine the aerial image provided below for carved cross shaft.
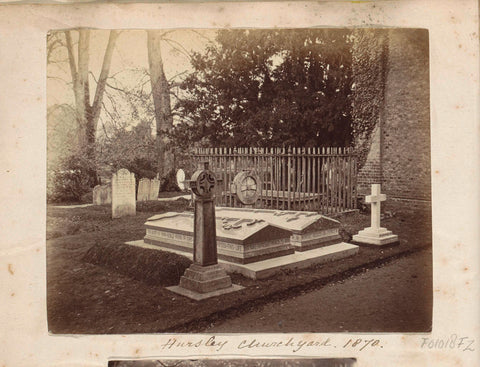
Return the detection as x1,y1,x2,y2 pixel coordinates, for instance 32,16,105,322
365,184,386,229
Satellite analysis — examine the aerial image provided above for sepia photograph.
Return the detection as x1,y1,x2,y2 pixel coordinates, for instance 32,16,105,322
108,359,357,367
46,27,432,334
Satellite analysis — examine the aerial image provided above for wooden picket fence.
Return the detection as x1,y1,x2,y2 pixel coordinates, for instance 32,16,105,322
190,147,357,214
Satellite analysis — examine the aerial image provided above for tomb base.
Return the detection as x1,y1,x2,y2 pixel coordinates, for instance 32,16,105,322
167,264,244,300
127,240,359,280
352,227,399,246
291,229,342,252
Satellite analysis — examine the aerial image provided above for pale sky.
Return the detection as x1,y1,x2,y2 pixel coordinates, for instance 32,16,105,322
47,28,217,108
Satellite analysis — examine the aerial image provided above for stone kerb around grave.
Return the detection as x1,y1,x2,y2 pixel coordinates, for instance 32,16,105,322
137,178,151,202
112,168,136,218
93,184,112,205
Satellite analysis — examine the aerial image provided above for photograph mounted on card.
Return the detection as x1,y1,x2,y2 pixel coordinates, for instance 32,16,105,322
108,359,357,367
46,27,432,334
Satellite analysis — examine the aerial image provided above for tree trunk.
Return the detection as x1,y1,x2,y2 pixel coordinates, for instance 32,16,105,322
147,30,174,181
65,29,119,185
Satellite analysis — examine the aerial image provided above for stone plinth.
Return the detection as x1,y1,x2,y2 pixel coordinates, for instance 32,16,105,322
352,227,398,246
167,263,244,300
215,207,342,251
144,212,294,264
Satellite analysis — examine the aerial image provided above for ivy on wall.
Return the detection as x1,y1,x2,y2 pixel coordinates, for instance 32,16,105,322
351,29,389,169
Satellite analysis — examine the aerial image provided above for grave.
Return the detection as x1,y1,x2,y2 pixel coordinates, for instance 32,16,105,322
93,184,111,205
137,205,358,279
224,171,342,251
129,165,359,279
352,184,399,246
167,162,243,300
231,170,262,208
144,212,294,264
112,168,136,218
149,177,160,200
137,178,151,202
215,207,342,252
176,169,187,191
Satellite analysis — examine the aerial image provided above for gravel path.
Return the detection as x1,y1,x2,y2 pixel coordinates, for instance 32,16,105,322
206,249,432,333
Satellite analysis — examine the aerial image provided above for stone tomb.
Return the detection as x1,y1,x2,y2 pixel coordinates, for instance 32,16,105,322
144,212,294,264
215,207,342,251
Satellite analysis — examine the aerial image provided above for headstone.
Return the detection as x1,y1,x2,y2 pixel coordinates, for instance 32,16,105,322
215,207,342,252
167,162,243,300
231,170,262,207
352,184,399,246
137,178,151,202
92,184,111,205
149,178,160,200
176,169,186,191
112,168,136,218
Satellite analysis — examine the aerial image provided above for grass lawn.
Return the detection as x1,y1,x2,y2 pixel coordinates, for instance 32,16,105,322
47,199,432,334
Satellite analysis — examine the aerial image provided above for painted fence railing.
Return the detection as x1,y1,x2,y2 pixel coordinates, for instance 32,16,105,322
190,147,357,214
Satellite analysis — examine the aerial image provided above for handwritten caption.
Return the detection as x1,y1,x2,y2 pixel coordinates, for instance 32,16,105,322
158,336,384,353
421,335,475,352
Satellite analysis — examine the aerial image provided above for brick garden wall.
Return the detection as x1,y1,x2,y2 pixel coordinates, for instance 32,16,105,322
353,29,431,214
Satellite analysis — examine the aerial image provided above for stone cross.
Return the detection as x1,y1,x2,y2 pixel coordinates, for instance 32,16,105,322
365,184,386,230
189,161,218,266
352,183,398,246
232,170,261,207
168,161,243,300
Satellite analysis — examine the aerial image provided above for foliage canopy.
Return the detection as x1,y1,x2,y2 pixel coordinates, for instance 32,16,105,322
172,29,354,149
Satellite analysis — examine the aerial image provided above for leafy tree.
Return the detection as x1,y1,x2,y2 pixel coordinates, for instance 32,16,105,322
173,28,353,149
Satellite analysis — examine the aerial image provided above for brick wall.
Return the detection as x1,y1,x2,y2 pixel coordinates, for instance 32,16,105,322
353,28,431,213
382,29,431,203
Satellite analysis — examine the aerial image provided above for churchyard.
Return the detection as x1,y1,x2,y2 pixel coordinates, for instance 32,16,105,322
47,175,431,333
46,28,432,334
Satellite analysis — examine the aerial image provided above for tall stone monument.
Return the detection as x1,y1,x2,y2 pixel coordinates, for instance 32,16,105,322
352,184,398,246
167,162,243,300
112,168,136,218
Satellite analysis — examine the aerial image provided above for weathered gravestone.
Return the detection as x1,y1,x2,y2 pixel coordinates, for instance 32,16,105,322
92,184,111,205
149,177,160,200
137,178,151,202
167,162,243,300
231,170,262,208
176,169,186,191
352,184,399,246
112,168,136,218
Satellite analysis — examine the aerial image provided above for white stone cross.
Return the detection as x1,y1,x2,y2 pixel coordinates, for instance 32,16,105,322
365,184,386,229
353,183,398,246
